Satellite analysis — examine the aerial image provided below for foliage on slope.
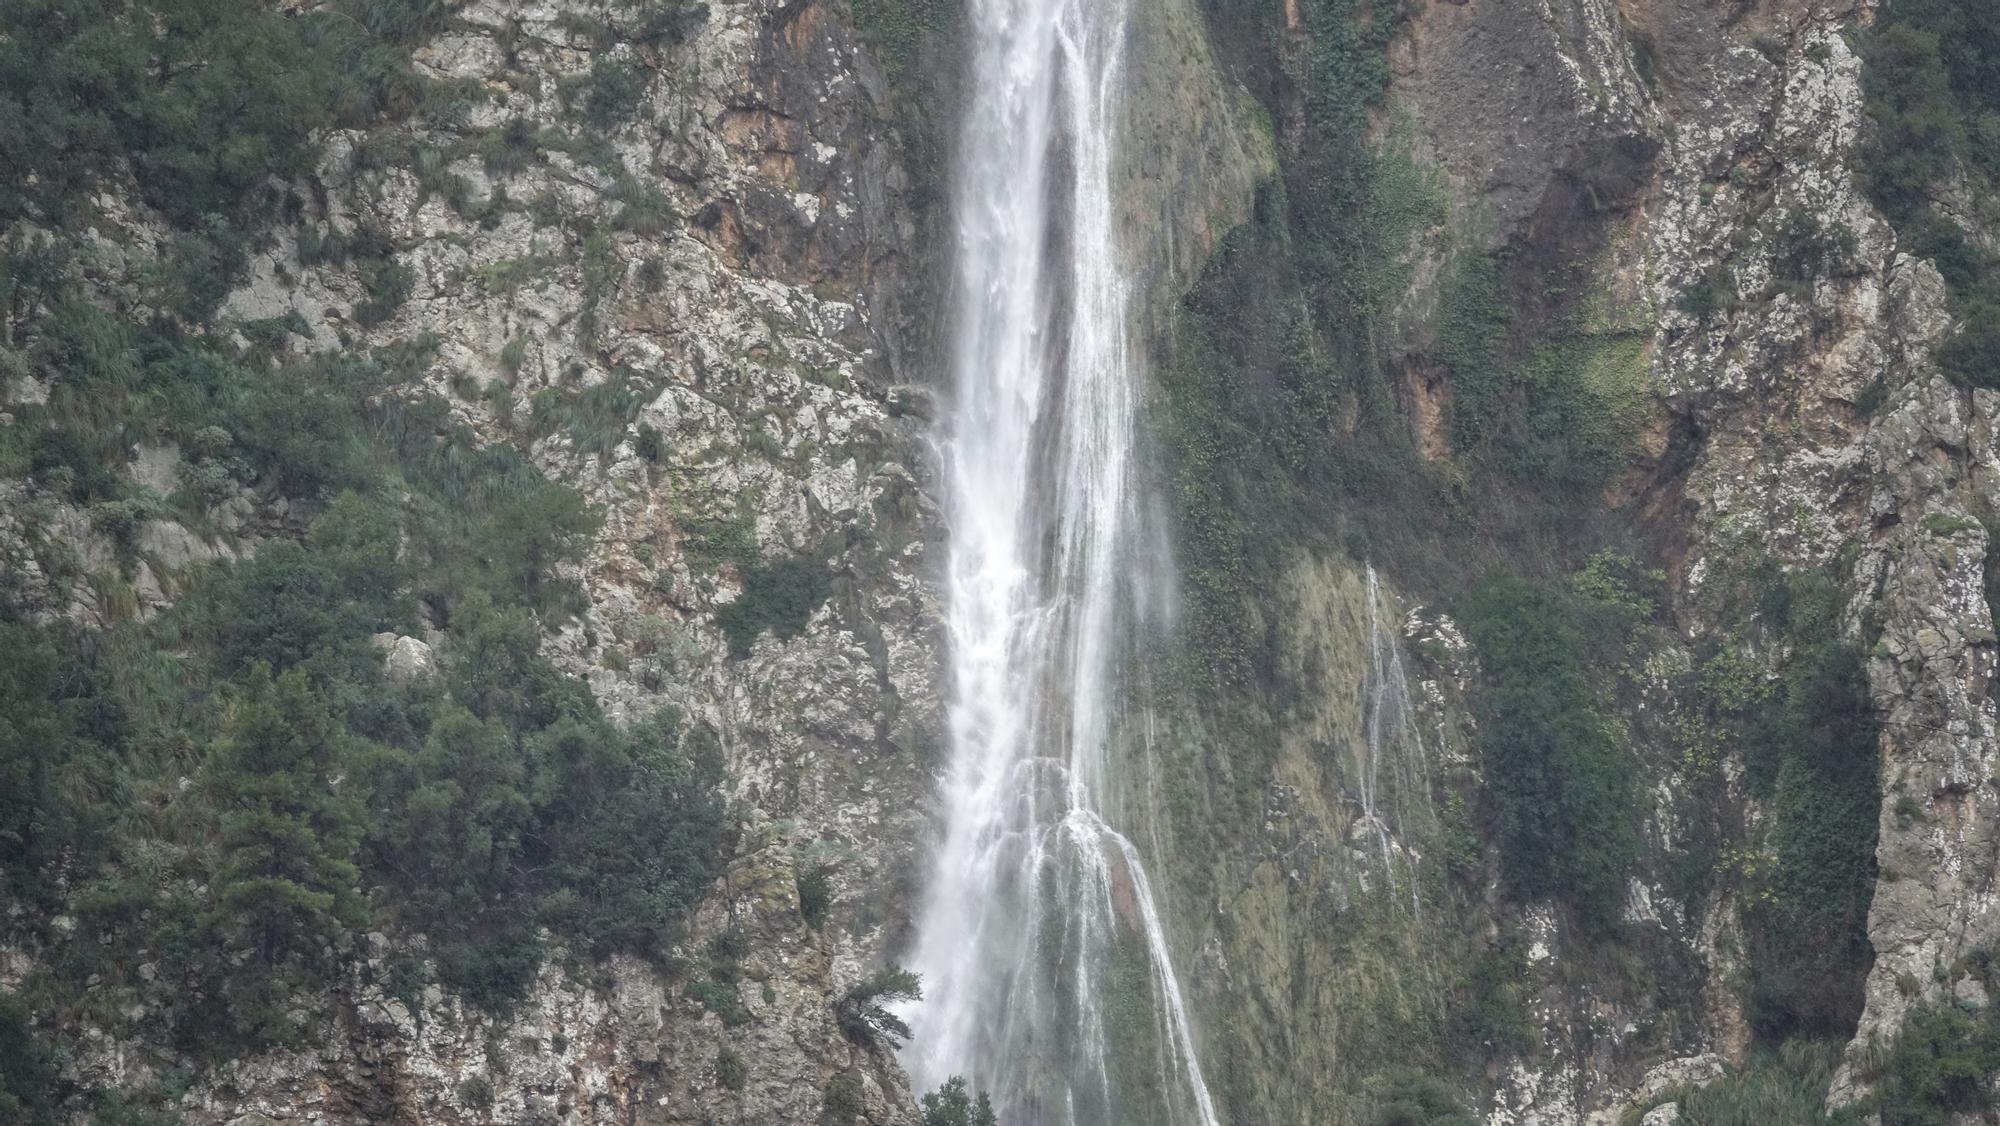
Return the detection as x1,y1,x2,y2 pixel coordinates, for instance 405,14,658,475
0,0,730,1118
1863,0,2000,385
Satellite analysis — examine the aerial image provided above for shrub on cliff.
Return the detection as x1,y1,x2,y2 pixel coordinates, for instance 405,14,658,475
0,992,61,1126
1741,576,1880,1042
1870,1001,2000,1126
836,965,923,1049
1862,1,2000,389
1459,573,1639,932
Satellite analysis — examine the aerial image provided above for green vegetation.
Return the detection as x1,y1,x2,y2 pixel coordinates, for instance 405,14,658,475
1741,575,1880,1041
1676,266,1738,321
0,3,588,1087
560,57,647,131
3,244,722,1095
1363,1069,1475,1125
1436,249,1512,453
0,338,730,1057
850,0,960,83
0,0,445,319
718,556,833,658
1458,573,1640,931
1153,0,1430,686
199,667,368,1045
1627,1039,1844,1125
1438,246,1655,491
797,863,834,927
1867,998,2000,1125
834,965,922,1049
1149,1,1647,1114
822,1071,868,1125
0,0,764,1110
1920,512,1982,537
1673,976,2000,1125
1861,1,2000,386
1667,562,1880,1043
0,993,61,1126
0,0,431,226
1765,212,1857,299
921,1077,998,1126
716,1046,747,1091
1455,933,1536,1058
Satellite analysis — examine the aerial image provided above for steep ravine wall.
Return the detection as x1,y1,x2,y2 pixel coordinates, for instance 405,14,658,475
1134,0,2000,1123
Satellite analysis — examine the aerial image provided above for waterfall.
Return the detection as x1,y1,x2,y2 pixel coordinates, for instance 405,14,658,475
1360,564,1430,914
899,0,1219,1121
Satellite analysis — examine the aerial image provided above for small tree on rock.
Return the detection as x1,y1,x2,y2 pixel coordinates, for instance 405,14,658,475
835,965,921,1049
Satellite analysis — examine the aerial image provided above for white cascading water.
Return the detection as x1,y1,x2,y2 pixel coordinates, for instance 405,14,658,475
900,0,1219,1121
1360,564,1432,914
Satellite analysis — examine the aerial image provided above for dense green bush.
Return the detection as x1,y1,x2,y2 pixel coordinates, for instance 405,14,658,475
1870,1001,2000,1126
850,0,958,82
798,863,834,927
715,1046,748,1091
1862,2,2000,387
1455,933,1535,1058
0,623,91,912
561,58,647,131
1741,577,1880,1042
1437,250,1511,453
0,992,62,1126
1458,574,1640,931
0,0,435,318
198,667,367,1042
823,1071,868,1126
718,556,833,658
1362,1070,1474,1125
1436,246,1652,491
1679,991,2000,1125
0,0,734,1096
1642,1039,1842,1125
350,597,727,1006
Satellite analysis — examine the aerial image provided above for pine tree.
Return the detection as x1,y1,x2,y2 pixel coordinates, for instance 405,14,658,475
201,666,363,984
921,1077,998,1126
836,965,923,1048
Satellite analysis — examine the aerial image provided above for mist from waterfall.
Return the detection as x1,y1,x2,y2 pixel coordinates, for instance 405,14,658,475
898,0,1219,1121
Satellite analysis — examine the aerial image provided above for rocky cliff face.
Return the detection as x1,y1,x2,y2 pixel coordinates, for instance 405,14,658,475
1317,0,2000,1119
6,0,946,1120
9,0,2000,1122
208,0,948,1118
1102,0,2000,1122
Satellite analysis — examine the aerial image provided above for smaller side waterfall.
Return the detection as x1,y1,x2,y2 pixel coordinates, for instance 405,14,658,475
1358,565,1434,908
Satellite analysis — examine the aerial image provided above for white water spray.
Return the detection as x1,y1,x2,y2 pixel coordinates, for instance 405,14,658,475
1360,564,1433,912
900,0,1219,1121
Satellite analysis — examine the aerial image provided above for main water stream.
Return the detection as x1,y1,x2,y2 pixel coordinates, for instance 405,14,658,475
899,0,1221,1122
